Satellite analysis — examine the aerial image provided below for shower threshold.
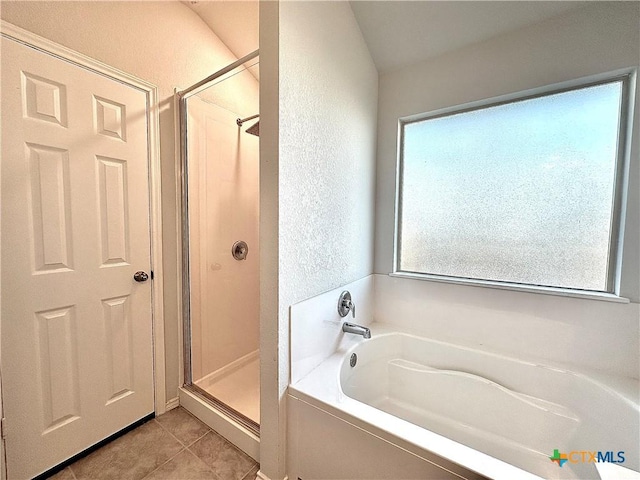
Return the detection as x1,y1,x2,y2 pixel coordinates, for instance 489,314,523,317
179,385,260,461
184,383,259,436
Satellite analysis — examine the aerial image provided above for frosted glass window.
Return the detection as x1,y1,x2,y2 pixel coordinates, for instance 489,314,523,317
397,80,625,292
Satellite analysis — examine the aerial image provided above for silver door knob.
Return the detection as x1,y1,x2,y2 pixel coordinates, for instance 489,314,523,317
133,271,149,282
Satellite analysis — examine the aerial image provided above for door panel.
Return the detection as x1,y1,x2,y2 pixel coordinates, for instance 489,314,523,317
1,36,154,479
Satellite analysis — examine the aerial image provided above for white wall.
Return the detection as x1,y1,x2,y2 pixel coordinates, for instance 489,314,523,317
374,3,640,304
259,1,379,478
0,1,249,403
375,275,639,379
290,276,374,385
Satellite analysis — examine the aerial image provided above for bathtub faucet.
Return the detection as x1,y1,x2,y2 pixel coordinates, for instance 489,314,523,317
342,322,371,339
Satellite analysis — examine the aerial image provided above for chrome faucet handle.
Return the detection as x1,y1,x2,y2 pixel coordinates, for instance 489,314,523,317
338,291,355,318
342,299,356,318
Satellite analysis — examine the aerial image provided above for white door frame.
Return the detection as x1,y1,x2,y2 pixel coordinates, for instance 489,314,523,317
0,21,167,416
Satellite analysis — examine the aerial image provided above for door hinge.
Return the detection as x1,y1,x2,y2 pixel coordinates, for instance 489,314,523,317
1,417,6,439
150,270,154,280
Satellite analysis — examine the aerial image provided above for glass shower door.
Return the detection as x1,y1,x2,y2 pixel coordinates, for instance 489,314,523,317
179,53,260,432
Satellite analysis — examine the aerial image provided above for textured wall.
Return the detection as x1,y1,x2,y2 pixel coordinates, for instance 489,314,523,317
1,1,248,401
259,2,378,479
374,2,640,302
279,1,378,311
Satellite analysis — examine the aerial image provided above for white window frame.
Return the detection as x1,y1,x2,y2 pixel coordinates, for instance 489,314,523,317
392,70,636,303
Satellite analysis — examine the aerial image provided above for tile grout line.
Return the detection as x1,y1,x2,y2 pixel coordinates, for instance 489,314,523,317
67,416,202,480
240,466,259,480
234,445,259,480
238,462,260,480
183,431,227,480
219,438,259,480
185,427,256,480
180,438,224,480
202,426,258,478
151,415,219,479
155,410,258,480
138,446,187,480
184,429,213,449
138,418,192,480
153,416,196,447
67,466,78,480
154,412,212,449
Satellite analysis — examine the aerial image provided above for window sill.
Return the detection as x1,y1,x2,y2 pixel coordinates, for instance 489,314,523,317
389,272,630,304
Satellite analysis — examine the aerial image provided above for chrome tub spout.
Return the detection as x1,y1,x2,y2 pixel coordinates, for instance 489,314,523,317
342,322,371,339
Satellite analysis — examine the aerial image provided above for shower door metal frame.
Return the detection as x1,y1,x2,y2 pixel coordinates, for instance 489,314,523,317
176,49,260,434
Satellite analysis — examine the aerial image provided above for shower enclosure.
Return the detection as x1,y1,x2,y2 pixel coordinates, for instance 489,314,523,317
177,51,260,435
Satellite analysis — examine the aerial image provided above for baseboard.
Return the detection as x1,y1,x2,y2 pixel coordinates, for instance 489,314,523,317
165,396,180,411
256,472,287,480
195,350,258,391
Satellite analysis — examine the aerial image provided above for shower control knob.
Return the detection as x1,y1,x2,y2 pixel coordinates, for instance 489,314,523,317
338,291,356,318
133,271,149,282
232,241,249,261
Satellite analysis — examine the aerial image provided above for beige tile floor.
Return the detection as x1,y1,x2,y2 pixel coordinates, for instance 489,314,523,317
48,407,259,480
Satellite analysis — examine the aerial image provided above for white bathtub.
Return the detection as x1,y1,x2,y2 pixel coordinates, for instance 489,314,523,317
289,324,640,479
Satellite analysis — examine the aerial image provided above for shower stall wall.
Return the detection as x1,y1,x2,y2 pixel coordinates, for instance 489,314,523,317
187,97,260,424
178,52,260,435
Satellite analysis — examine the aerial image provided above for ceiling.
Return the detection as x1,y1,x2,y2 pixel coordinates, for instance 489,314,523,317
184,1,589,77
184,1,259,61
349,1,589,73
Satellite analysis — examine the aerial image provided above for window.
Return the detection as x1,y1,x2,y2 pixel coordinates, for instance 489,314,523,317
396,76,630,293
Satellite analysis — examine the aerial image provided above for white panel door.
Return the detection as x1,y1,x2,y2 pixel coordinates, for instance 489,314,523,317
1,36,154,479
